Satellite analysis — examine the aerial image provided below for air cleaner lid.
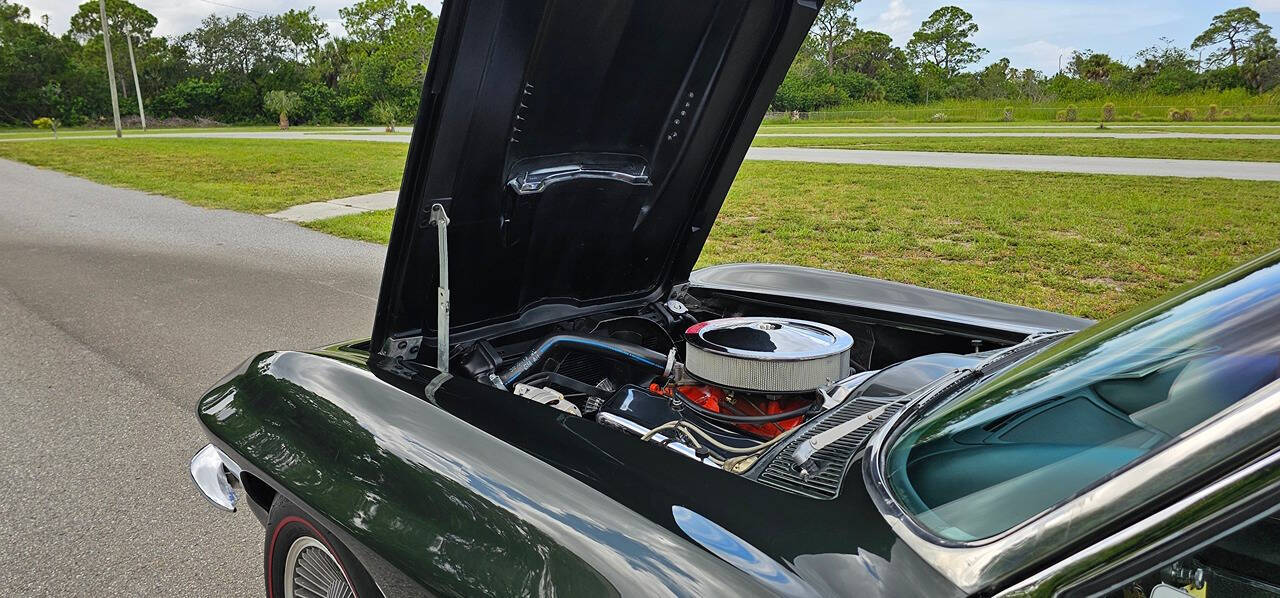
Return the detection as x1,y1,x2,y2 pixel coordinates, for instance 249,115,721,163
685,317,853,361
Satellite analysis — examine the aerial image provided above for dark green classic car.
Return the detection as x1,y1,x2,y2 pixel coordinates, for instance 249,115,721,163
189,0,1280,596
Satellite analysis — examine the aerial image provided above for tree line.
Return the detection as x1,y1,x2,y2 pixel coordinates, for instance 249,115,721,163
773,2,1279,112
2,0,1277,126
0,0,435,126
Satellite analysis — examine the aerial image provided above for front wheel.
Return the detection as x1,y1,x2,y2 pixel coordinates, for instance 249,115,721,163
264,496,378,598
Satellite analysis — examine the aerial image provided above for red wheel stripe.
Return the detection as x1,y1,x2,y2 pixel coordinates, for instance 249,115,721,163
267,514,359,598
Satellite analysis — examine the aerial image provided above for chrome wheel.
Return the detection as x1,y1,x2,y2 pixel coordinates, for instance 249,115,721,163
283,536,355,598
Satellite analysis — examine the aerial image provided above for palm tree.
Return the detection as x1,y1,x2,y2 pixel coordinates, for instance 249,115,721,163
263,90,302,130
371,101,398,132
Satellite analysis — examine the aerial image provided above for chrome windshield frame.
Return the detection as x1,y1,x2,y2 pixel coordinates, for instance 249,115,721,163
862,378,1280,594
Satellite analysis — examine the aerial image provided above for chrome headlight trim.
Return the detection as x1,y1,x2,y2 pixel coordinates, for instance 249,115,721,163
189,443,242,512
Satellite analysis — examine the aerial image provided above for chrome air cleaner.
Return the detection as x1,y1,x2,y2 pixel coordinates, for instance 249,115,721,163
683,317,853,393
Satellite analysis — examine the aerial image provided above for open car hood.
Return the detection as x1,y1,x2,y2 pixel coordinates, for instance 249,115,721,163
373,0,819,354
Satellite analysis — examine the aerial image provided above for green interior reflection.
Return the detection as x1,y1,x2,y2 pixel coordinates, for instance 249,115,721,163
884,251,1280,542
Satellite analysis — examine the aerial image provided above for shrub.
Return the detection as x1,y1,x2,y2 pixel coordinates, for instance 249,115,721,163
1065,105,1079,122
931,112,947,122
371,100,399,132
1168,108,1185,122
262,90,302,129
1206,104,1219,121
1055,109,1068,121
1002,106,1014,122
828,72,886,103
1183,108,1197,121
1132,111,1145,120
1222,109,1234,118
771,75,847,112
151,78,223,120
1101,103,1116,122
32,117,59,138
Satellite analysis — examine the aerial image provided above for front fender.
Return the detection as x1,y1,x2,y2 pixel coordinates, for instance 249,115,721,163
197,350,767,597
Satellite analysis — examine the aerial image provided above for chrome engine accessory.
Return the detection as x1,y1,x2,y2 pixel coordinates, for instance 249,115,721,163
513,383,582,416
683,317,853,393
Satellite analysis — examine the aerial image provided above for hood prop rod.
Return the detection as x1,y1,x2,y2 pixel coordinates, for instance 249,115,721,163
429,203,451,373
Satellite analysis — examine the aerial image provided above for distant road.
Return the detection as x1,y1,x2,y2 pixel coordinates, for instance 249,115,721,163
754,131,1280,140
0,159,384,596
4,129,1280,181
745,147,1280,181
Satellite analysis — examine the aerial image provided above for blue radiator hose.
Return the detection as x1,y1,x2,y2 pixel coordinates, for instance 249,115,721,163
499,334,667,387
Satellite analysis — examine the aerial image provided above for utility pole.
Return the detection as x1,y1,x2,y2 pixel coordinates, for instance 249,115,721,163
98,0,122,138
125,30,146,130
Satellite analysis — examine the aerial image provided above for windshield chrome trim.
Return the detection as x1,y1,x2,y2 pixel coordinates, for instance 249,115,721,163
863,378,1280,594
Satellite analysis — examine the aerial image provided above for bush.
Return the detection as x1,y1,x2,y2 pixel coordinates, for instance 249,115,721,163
151,78,223,120
1065,105,1079,122
1055,109,1068,121
771,75,847,112
297,84,339,125
32,117,59,137
371,100,399,132
931,112,947,122
1002,106,1014,122
828,72,886,103
1206,104,1219,121
1222,108,1234,118
263,90,302,129
1132,111,1145,120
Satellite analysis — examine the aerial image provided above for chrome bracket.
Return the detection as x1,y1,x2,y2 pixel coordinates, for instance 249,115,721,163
429,204,450,373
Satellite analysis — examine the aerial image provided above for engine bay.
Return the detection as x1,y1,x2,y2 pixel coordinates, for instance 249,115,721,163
451,293,1006,478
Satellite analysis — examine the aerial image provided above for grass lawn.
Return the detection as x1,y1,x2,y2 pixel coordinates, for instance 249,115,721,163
756,125,1280,135
750,135,1280,162
0,125,369,139
306,162,1280,320
302,209,399,244
0,138,408,213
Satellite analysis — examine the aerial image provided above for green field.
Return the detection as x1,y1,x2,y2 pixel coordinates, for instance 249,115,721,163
0,138,406,213
768,90,1280,124
307,162,1280,320
756,124,1280,134
0,125,371,140
751,135,1280,162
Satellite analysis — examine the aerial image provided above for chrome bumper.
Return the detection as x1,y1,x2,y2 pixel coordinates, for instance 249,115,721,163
189,443,243,512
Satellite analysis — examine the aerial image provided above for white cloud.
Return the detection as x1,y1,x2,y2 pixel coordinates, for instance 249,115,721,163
1251,0,1280,13
17,0,443,37
875,0,914,44
1007,40,1077,75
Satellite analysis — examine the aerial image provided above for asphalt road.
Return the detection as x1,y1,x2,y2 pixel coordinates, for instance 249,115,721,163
6,130,1279,180
744,147,1280,181
0,159,386,596
754,131,1280,139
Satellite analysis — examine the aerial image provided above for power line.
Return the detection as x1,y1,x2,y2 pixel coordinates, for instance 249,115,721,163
193,0,269,15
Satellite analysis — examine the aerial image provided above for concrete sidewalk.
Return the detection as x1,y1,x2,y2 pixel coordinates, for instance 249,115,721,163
268,190,399,222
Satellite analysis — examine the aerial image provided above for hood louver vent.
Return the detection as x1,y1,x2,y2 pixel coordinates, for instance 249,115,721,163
755,398,901,500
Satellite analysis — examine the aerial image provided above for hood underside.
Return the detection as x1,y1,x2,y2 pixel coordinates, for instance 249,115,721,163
373,0,818,353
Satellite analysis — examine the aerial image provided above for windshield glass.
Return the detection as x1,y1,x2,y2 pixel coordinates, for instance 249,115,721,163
883,251,1280,542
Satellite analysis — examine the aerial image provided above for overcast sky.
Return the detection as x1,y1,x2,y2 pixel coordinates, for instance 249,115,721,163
16,0,1280,74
